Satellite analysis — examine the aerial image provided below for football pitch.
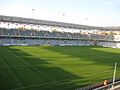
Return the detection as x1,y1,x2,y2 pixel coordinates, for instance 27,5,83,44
0,46,120,90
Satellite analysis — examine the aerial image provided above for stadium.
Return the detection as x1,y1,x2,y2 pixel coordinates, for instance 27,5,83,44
0,15,120,90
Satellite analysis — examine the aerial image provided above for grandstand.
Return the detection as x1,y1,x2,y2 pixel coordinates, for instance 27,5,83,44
0,15,120,90
0,15,120,48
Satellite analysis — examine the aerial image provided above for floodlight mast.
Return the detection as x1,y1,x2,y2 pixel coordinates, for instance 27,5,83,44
112,62,117,89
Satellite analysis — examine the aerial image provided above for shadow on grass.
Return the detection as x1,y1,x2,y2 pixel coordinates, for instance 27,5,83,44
40,46,120,89
42,46,120,67
1,46,120,90
0,46,84,90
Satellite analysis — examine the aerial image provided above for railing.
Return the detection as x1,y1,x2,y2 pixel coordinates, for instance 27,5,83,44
93,80,120,90
75,78,120,90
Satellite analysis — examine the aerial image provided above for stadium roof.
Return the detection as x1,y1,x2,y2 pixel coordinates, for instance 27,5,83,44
0,15,119,31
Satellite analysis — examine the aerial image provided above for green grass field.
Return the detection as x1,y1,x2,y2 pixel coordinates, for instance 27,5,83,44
0,46,120,90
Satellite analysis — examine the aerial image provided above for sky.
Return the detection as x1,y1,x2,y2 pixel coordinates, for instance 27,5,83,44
0,0,120,27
